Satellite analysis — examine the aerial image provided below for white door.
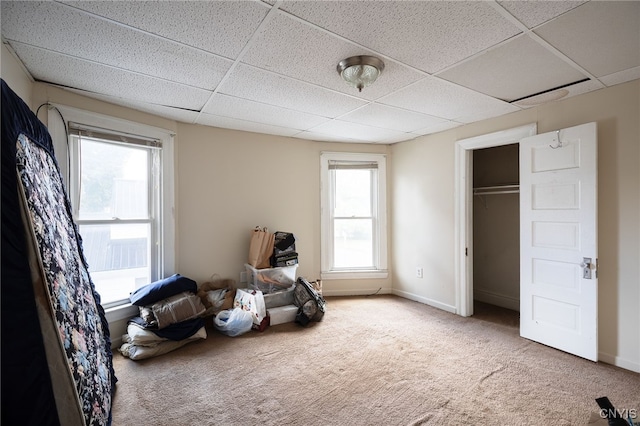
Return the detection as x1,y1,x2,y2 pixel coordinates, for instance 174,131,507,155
520,122,598,361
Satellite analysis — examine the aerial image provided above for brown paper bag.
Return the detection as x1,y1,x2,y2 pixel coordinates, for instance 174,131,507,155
248,226,275,269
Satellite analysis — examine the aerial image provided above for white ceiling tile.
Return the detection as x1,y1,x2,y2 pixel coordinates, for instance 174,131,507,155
279,1,521,73
197,113,300,138
600,66,640,88
339,104,446,133
64,88,200,124
202,93,329,130
1,1,233,91
534,1,640,77
309,119,410,143
2,0,635,145
412,121,463,137
379,76,519,121
381,133,419,144
241,11,425,100
512,79,605,109
438,34,587,102
60,0,270,59
497,1,587,29
293,131,363,143
12,42,211,111
218,64,367,118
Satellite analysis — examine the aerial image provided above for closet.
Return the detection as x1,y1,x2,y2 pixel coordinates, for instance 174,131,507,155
472,143,520,312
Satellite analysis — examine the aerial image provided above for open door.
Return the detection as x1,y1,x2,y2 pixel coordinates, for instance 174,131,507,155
520,122,598,361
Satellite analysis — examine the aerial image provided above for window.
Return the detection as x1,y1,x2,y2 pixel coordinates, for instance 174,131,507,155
320,152,388,279
55,110,175,310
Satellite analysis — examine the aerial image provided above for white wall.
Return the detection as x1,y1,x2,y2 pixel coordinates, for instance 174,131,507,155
391,80,640,372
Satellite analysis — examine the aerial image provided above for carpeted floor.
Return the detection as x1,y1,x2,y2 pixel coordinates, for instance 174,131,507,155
111,295,639,425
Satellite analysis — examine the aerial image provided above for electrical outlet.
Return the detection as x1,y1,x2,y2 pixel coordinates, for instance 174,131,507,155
416,267,423,278
240,271,247,283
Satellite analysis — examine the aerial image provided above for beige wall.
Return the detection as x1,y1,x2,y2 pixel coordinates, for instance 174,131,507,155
391,80,640,371
4,45,638,370
1,44,33,106
175,123,392,296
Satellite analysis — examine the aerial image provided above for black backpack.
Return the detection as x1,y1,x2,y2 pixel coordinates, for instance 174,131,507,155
293,277,326,325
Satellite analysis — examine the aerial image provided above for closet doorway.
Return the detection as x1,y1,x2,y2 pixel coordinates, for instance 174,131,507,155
456,123,599,361
454,123,537,317
472,144,520,312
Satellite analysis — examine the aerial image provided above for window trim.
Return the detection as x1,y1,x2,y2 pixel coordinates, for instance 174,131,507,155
48,104,175,309
320,152,388,280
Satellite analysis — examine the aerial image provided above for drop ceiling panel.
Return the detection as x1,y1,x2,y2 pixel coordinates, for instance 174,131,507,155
438,34,587,102
12,42,212,111
1,1,233,91
497,1,587,29
339,103,447,133
534,1,640,77
294,131,363,144
309,119,410,143
65,89,201,124
198,113,301,138
411,121,462,137
61,0,270,59
218,64,367,118
241,11,425,100
379,76,519,121
2,1,638,144
202,93,329,131
600,66,640,88
511,79,604,109
279,1,522,73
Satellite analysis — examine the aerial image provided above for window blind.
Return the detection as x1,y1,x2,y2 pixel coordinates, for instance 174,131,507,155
328,160,378,170
69,122,161,148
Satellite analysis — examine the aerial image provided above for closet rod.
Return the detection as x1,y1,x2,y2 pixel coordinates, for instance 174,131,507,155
473,184,519,196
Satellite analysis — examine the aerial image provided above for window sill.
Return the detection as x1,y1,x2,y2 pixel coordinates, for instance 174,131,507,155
104,303,138,324
321,270,388,280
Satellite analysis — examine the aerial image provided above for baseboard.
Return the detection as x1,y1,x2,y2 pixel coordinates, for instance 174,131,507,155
598,351,640,373
111,335,123,350
391,289,457,314
323,287,392,297
474,288,520,312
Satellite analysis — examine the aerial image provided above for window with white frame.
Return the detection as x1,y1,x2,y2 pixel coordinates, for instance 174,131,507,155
320,152,388,279
60,113,174,309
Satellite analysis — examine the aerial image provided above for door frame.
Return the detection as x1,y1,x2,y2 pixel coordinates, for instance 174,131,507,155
454,123,537,317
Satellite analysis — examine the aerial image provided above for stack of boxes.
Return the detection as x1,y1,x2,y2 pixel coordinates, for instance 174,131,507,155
244,231,299,325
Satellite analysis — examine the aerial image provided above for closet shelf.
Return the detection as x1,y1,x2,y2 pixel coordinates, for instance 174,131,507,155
473,184,519,196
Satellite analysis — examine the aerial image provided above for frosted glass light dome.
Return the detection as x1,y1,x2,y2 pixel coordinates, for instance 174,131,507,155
337,56,385,92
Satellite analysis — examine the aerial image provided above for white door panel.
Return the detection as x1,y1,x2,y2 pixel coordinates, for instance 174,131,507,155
520,122,598,361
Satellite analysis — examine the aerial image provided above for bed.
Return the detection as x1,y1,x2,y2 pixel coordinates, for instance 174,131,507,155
1,79,116,425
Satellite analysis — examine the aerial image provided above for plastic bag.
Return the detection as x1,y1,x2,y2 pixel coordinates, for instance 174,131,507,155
206,289,228,311
213,308,253,337
234,288,266,325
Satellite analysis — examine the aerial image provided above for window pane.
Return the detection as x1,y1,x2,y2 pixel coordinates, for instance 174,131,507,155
80,223,151,305
333,218,373,268
79,139,148,220
334,169,371,217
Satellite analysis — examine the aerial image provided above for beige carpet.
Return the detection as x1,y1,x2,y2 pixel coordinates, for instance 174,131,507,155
111,295,639,425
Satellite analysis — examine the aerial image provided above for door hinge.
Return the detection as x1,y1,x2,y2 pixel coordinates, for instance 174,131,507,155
465,247,468,256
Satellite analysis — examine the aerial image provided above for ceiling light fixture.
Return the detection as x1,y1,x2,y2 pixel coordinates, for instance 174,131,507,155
337,55,385,92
